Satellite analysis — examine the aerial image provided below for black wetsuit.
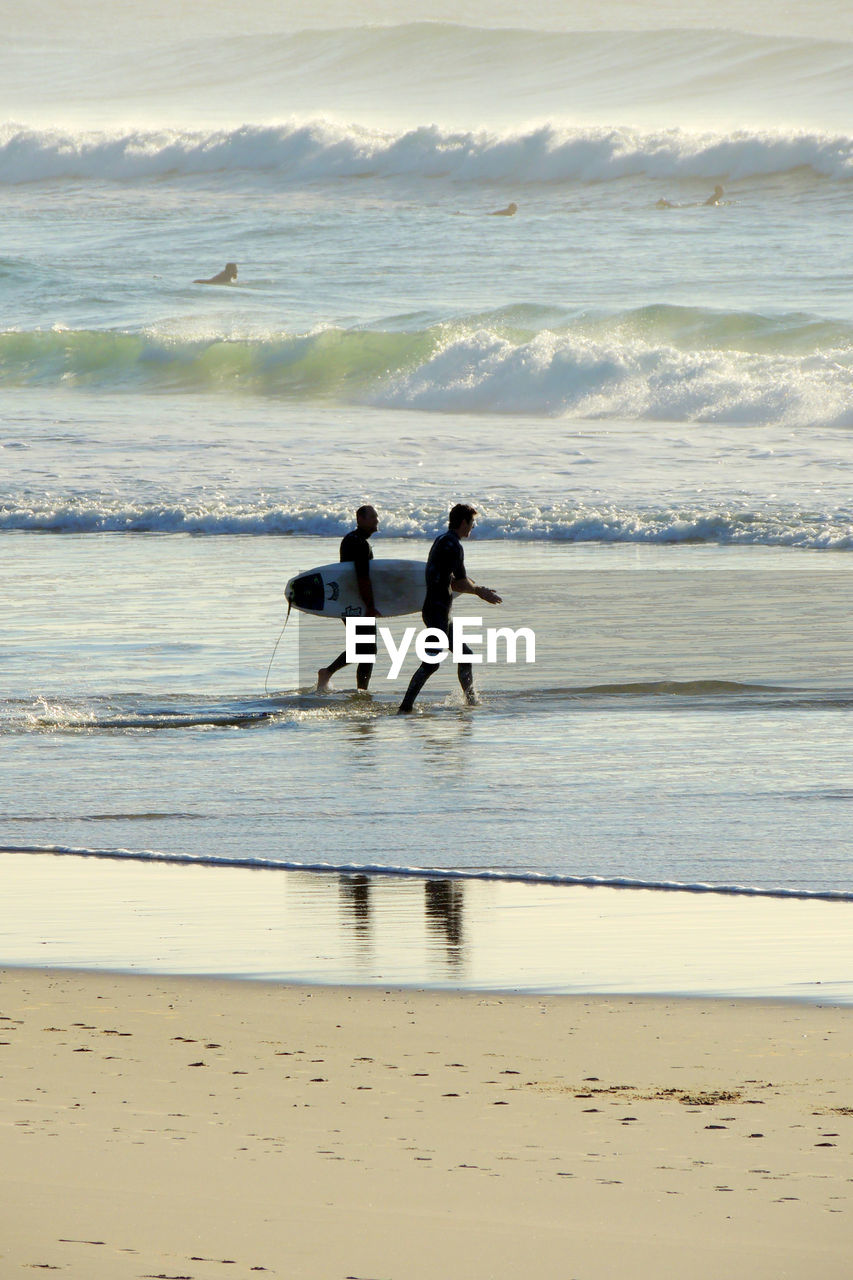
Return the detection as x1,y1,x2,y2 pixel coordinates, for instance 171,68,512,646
422,529,464,627
398,528,475,711
324,528,376,688
339,527,373,578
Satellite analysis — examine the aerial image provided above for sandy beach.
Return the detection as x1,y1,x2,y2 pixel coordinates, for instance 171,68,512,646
1,967,851,1279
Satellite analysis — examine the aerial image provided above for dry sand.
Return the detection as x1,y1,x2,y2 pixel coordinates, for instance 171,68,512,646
1,966,851,1279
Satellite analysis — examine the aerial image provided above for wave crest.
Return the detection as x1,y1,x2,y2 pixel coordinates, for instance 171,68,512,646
375,327,853,424
2,496,851,549
7,22,853,135
3,309,853,429
3,119,853,185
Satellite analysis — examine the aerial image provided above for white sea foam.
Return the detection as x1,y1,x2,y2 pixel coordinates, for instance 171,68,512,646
2,120,853,185
373,329,853,424
2,495,851,548
3,318,853,429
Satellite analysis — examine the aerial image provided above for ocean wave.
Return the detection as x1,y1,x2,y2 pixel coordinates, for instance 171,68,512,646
2,118,853,185
3,310,853,428
374,329,853,424
0,325,432,395
7,21,853,134
3,843,852,902
2,495,851,549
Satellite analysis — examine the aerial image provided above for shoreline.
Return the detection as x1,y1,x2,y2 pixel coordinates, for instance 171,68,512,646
2,966,851,1279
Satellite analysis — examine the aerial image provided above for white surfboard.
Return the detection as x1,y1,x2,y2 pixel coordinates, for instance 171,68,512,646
285,558,426,619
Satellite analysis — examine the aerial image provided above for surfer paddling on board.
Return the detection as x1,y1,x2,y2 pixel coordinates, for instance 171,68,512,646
317,505,381,693
194,262,237,285
398,503,501,714
656,186,725,210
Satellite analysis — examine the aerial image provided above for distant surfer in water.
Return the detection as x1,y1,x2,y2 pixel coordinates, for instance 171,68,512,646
194,262,238,285
488,202,518,216
398,503,501,714
656,186,725,209
317,505,381,693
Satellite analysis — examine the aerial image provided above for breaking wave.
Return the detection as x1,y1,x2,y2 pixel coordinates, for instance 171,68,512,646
2,495,851,549
3,306,853,427
2,118,853,185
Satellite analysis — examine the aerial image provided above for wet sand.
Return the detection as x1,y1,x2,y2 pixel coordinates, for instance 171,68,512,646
3,853,853,999
1,966,851,1279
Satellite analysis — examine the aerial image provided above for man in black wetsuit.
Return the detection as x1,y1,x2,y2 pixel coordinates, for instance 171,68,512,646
317,505,380,692
398,503,501,713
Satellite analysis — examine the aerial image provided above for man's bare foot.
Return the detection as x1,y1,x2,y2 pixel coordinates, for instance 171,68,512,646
317,667,332,692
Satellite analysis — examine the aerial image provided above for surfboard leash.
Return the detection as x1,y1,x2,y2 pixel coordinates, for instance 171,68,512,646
263,598,292,696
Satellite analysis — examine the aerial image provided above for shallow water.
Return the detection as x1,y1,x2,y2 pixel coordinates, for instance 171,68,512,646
3,535,851,895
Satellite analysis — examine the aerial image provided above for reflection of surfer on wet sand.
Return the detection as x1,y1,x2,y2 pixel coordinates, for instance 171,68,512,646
425,879,464,966
339,874,372,940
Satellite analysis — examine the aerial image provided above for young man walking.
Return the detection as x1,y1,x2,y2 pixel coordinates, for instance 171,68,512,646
398,503,501,713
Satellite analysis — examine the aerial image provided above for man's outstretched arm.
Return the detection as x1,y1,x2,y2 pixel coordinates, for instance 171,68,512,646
450,576,502,604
